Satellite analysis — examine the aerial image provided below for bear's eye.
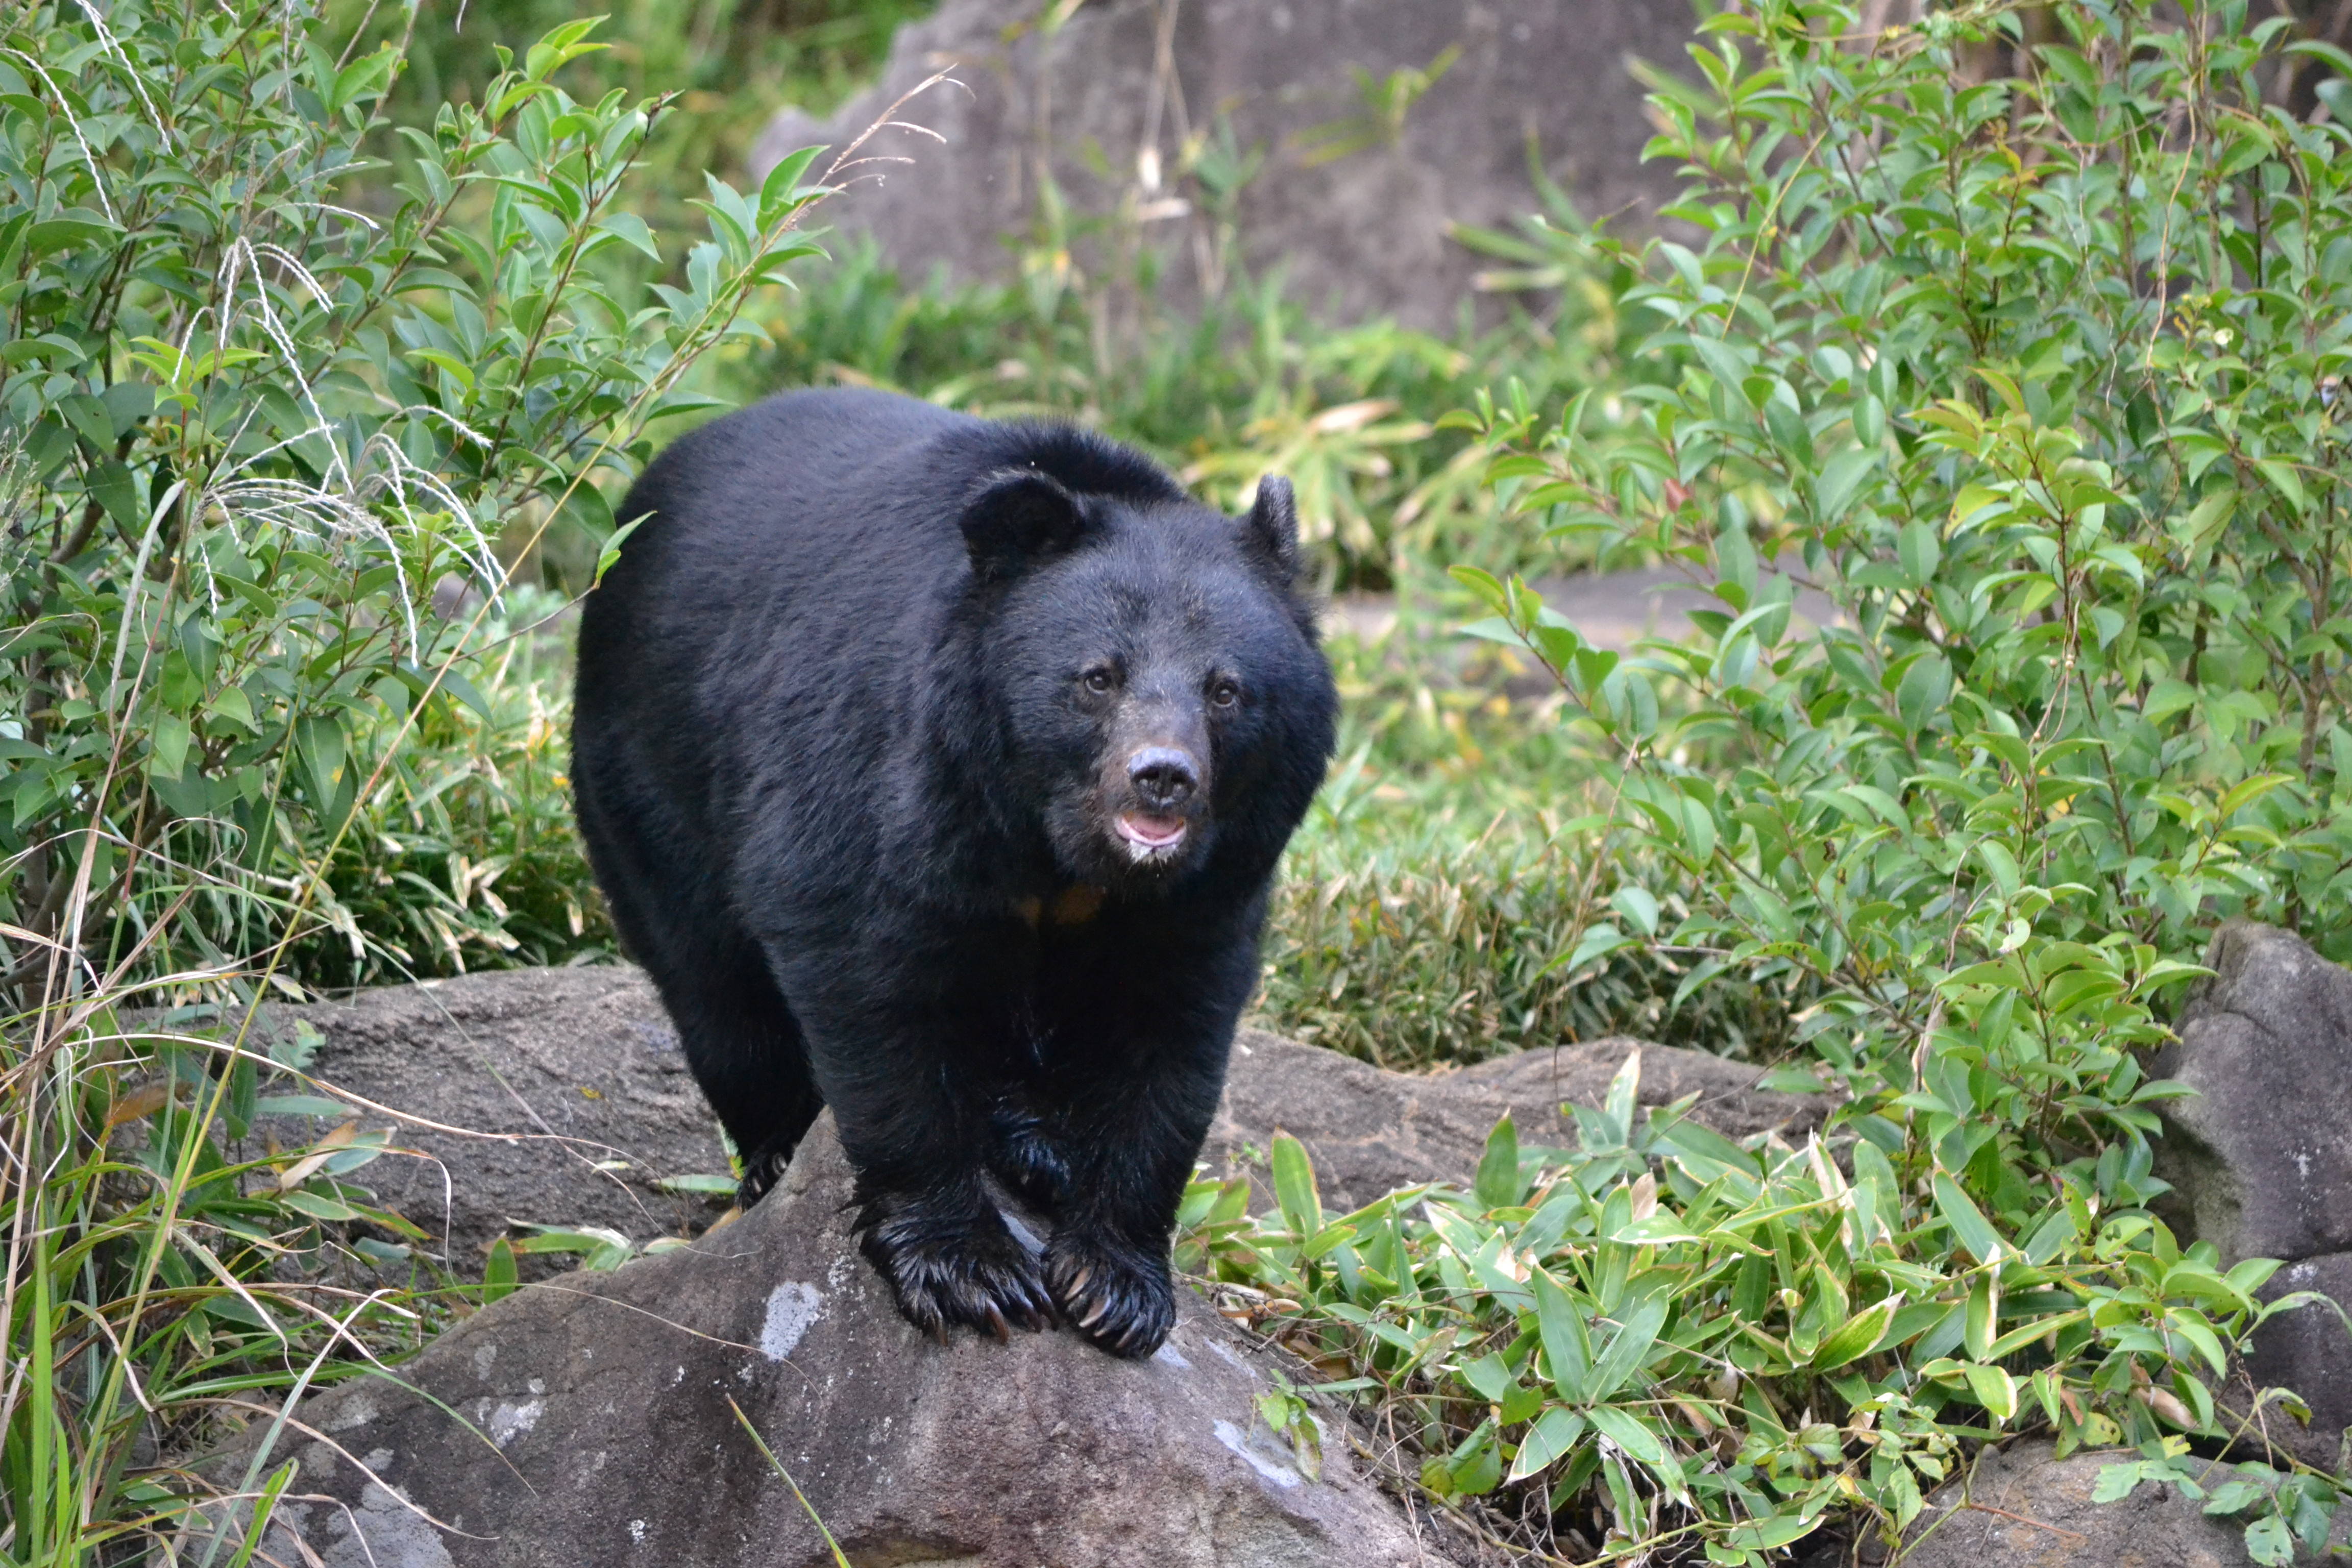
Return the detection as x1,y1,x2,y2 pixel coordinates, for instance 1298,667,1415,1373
1209,677,1242,708
1081,665,1119,695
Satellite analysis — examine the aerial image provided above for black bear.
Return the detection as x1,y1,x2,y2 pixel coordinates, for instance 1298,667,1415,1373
571,388,1337,1357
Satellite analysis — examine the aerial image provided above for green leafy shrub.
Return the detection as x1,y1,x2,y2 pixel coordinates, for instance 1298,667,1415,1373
1260,843,1809,1069
1,3,822,989
1202,1,2352,1561
0,2,828,1555
1186,1052,2309,1562
344,0,935,270
303,588,615,987
748,209,1632,590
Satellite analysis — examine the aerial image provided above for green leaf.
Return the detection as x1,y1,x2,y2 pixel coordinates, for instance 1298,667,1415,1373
655,1173,740,1195
226,1459,300,1568
1553,922,1629,980
1934,1173,2004,1264
437,668,495,723
758,143,829,222
279,1190,363,1222
1449,565,1511,616
1585,1402,1670,1468
149,713,192,780
2255,459,2307,513
2165,1309,2229,1378
254,1095,357,1119
1505,1406,1586,1482
328,43,399,112
1812,1296,1899,1370
1725,1512,1823,1551
483,1238,518,1304
2093,1462,2148,1504
24,212,118,257
1270,1132,1324,1240
598,211,663,261
2202,1480,2269,1516
1898,519,1942,586
1602,1048,1642,1147
1815,447,1878,523
1585,1287,1668,1402
1716,524,1757,602
1609,886,1660,937
1533,1269,1594,1402
2142,680,2199,722
1964,1270,1998,1361
1474,1114,1522,1209
1961,1361,2016,1422
2244,1514,2293,1566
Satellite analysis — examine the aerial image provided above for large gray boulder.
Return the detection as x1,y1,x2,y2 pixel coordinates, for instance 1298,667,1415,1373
750,0,1698,330
2145,921,2352,1475
197,1115,1459,1568
249,967,733,1273
1896,1439,2348,1567
2236,1253,2352,1474
2150,920,2352,1265
261,967,1828,1267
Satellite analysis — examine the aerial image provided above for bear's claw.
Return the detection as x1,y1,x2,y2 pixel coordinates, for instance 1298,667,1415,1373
862,1205,1057,1344
736,1143,793,1210
1045,1234,1174,1359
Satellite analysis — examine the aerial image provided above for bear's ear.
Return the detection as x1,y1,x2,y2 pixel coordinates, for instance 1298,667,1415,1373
1241,475,1301,583
961,469,1093,581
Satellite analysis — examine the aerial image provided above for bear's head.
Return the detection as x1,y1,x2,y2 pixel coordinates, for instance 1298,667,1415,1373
962,467,1338,895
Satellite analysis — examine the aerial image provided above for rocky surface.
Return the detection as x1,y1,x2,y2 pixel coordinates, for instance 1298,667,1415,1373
2150,920,2352,1266
1896,1439,2348,1567
2236,1252,2352,1474
2146,921,2352,1472
750,0,1699,330
257,966,1828,1269
248,967,734,1273
194,1115,1459,1568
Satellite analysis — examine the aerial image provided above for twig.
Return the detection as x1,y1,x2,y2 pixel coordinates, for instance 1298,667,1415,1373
1958,1501,2088,1542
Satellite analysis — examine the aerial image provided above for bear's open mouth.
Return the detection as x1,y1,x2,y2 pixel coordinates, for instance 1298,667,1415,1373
1114,812,1189,858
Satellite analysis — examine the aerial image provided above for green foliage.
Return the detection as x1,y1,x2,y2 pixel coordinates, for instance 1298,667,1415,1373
301,589,615,987
347,0,934,242
748,203,1631,590
1185,1052,2326,1562
1,0,823,990
1204,0,2352,1559
1252,632,1812,1068
0,1003,450,1565
0,2,829,1557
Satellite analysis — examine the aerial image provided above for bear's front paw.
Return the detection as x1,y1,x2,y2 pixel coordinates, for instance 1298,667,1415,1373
862,1204,1056,1344
1045,1233,1175,1358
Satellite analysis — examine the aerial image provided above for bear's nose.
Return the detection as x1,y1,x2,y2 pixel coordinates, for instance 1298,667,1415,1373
1127,747,1198,811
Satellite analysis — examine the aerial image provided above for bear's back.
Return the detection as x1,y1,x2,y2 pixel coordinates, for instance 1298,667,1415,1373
594,388,1191,640
573,389,1209,860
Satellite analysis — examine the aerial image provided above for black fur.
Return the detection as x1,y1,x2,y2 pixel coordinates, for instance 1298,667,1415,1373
571,388,1338,1357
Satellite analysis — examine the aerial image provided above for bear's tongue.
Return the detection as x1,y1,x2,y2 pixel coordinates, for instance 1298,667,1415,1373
1115,812,1188,851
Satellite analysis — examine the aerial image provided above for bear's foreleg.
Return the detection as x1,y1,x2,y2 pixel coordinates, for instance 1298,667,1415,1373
816,1045,1060,1344
1035,1026,1230,1359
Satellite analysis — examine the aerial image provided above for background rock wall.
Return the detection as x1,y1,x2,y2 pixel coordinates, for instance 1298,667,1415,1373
750,0,1702,329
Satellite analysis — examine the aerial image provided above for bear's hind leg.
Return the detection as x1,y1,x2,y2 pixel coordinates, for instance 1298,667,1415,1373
988,1098,1072,1213
656,938,824,1209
